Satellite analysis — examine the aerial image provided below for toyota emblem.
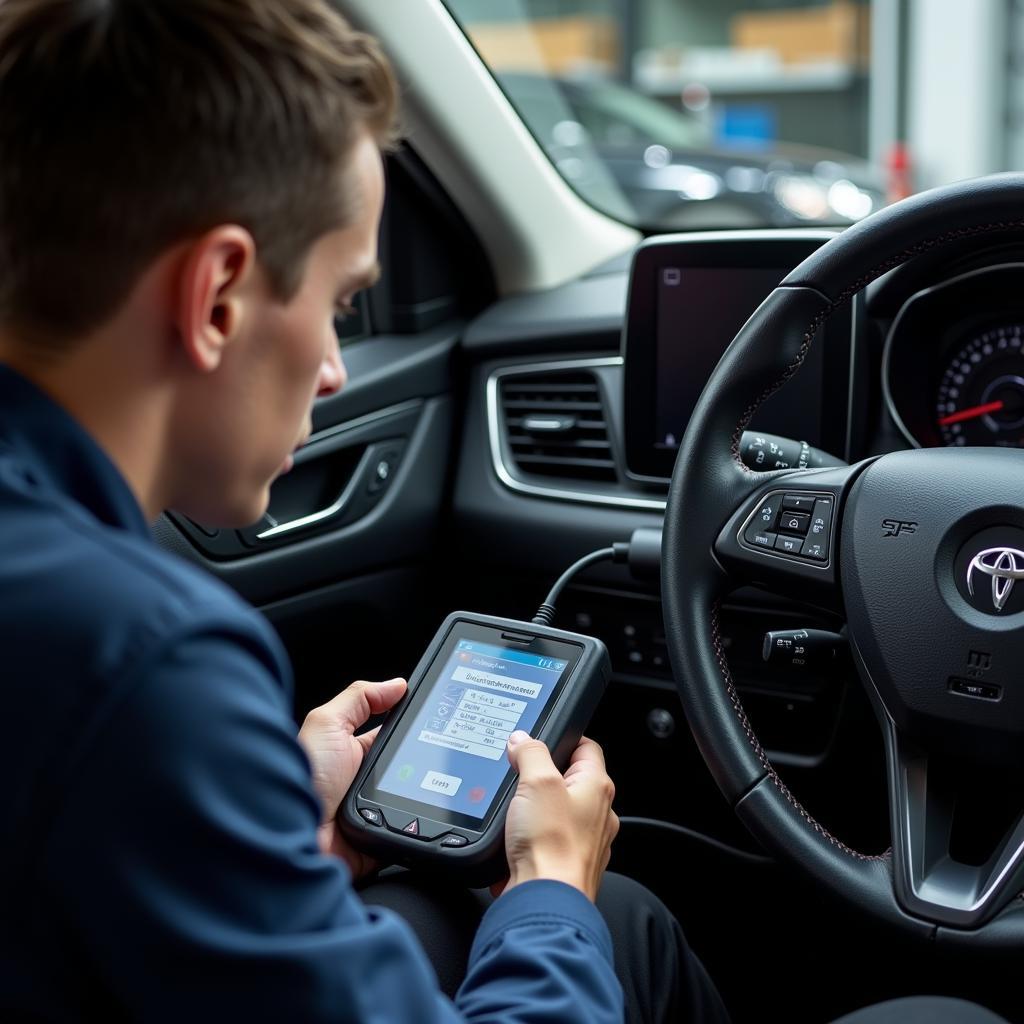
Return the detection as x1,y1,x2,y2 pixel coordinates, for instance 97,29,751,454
966,547,1024,613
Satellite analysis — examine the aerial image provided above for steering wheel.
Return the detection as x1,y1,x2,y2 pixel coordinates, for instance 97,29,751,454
662,174,1024,948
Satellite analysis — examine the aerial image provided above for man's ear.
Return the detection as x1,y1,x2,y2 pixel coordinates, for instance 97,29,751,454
174,226,257,373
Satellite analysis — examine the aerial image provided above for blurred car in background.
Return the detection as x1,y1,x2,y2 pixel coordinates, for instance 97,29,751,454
499,71,884,230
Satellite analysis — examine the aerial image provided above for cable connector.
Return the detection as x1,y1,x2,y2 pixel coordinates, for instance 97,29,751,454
623,528,662,581
531,602,559,628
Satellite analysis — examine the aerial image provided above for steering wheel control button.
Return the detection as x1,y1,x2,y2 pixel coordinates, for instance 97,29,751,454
746,529,777,550
774,535,802,555
358,807,383,827
779,511,811,536
949,677,1002,701
749,497,778,536
743,494,783,542
782,494,817,514
736,488,836,568
801,539,827,560
810,499,834,539
439,834,469,848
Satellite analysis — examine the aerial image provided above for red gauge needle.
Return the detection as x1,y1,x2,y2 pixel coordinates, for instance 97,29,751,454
939,400,1005,426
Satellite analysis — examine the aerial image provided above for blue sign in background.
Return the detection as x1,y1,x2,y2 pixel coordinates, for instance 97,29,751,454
715,102,778,150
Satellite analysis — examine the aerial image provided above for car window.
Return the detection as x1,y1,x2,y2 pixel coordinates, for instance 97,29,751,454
443,0,1015,233
563,79,711,150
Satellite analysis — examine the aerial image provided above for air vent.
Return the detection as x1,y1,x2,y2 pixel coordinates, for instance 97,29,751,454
500,371,616,483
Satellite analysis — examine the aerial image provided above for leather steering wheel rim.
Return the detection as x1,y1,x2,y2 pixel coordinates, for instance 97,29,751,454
661,173,1024,948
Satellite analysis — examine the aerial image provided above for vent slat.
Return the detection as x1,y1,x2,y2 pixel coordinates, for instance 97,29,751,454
508,436,612,451
508,417,607,430
514,455,617,470
500,370,616,484
502,400,603,412
503,383,597,394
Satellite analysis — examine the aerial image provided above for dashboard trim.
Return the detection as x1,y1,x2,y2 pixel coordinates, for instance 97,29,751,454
881,261,1024,450
485,356,669,511
304,398,424,450
624,228,841,251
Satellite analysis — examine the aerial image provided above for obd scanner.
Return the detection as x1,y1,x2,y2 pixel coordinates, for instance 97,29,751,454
338,611,610,886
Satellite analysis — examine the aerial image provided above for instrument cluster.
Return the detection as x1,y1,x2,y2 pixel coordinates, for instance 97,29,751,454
884,264,1024,449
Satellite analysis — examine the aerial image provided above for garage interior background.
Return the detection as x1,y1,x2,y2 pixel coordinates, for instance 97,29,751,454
449,0,1018,199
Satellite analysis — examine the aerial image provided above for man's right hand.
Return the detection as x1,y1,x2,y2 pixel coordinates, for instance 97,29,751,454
501,732,619,903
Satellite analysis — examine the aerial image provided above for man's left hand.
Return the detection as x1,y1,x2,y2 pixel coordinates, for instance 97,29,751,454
297,678,407,879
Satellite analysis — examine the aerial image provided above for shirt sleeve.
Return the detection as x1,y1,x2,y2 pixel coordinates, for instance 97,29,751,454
41,625,622,1023
456,881,624,1023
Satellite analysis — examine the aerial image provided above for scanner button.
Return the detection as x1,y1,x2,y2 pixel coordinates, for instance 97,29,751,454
421,770,462,798
440,834,469,848
415,818,449,840
358,807,383,827
384,809,418,834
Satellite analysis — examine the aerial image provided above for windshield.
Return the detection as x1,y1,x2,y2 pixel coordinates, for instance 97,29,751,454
555,77,713,150
443,0,1009,232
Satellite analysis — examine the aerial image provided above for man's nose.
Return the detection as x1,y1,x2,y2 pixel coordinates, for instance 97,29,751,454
318,342,347,398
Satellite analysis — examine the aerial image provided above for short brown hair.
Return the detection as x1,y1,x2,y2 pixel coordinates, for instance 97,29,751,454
0,0,398,346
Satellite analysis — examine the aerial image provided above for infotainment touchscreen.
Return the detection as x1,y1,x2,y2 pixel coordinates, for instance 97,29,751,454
623,232,848,479
654,266,796,450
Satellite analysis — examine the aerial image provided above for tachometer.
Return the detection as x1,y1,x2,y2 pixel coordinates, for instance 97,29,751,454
936,326,1024,447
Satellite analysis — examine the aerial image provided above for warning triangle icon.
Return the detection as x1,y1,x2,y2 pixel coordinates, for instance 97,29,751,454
402,819,420,835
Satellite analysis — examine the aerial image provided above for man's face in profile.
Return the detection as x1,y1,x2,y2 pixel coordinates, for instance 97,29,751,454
174,133,385,528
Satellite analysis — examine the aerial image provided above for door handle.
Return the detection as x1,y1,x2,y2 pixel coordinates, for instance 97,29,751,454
255,448,376,541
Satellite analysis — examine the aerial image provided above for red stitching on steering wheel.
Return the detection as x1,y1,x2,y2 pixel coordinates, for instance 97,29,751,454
715,217,1024,859
711,603,889,861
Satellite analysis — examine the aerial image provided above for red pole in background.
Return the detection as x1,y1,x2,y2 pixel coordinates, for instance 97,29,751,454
886,141,913,203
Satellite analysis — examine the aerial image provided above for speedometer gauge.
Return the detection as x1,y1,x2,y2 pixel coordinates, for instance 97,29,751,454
882,264,1024,449
936,326,1024,447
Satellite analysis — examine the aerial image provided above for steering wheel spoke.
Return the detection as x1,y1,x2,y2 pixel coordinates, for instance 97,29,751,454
713,462,862,609
884,719,1024,927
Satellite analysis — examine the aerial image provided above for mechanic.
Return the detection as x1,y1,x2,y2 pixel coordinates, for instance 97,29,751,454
0,2,719,1021
0,3,1010,1023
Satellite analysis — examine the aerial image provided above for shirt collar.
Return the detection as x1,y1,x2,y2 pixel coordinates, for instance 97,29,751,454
0,363,150,538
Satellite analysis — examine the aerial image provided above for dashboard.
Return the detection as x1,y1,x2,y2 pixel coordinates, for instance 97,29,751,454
472,230,1024,520
453,226,1024,853
471,230,854,524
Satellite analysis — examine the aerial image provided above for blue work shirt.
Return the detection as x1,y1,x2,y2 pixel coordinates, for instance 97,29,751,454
0,364,623,1023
